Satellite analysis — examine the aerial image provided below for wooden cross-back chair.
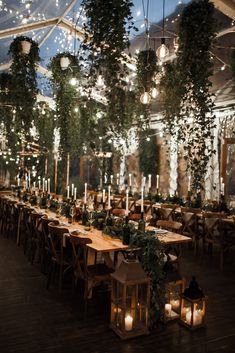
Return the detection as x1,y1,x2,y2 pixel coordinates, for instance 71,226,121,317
30,212,44,264
180,207,200,254
160,204,177,221
22,206,35,255
156,219,183,272
47,221,72,290
69,234,114,316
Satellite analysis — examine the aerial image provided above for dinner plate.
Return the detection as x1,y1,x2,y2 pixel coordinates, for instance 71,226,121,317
154,229,168,234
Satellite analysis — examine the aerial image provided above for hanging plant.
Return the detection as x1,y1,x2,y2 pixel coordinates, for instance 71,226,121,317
161,0,216,192
80,0,143,140
8,36,40,135
48,52,81,155
139,129,158,177
136,49,158,93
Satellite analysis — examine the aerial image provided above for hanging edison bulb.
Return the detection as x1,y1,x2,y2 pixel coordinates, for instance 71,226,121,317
97,74,105,87
140,91,151,105
69,77,77,86
151,87,159,99
156,38,169,60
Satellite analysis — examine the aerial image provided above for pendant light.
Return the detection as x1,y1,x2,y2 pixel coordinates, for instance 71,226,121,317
156,0,169,60
140,91,151,105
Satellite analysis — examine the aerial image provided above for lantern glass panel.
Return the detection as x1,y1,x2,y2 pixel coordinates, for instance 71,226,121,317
181,298,205,328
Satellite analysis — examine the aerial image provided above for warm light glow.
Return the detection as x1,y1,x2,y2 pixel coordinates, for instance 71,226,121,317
70,77,77,86
156,43,169,60
97,74,104,87
140,91,151,105
151,87,158,99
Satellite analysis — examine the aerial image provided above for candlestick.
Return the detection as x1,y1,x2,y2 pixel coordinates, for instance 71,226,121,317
48,178,50,194
67,185,70,199
156,174,159,189
84,182,87,204
38,180,41,190
148,174,151,189
129,173,132,187
110,175,113,184
124,315,133,331
126,189,129,215
17,177,20,187
141,187,144,213
142,176,146,188
45,180,47,192
71,183,74,196
28,171,31,188
102,189,105,203
221,182,225,195
188,175,191,192
42,177,45,192
74,187,77,201
33,181,36,190
116,173,119,185
108,185,111,209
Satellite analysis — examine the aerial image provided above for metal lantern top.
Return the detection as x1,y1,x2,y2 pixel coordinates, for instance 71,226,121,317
111,258,150,285
182,276,205,300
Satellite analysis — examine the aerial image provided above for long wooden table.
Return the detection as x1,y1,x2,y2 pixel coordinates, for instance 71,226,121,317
2,196,192,268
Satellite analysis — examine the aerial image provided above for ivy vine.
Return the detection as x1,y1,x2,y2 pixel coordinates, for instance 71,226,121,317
161,0,216,192
8,36,40,135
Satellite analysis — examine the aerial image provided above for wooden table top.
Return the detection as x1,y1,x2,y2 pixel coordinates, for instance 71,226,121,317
146,226,192,245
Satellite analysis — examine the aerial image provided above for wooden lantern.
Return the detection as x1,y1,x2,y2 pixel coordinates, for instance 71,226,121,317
180,276,207,330
110,256,150,340
165,271,186,322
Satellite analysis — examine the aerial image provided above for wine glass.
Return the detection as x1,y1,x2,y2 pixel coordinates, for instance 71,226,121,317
70,205,76,224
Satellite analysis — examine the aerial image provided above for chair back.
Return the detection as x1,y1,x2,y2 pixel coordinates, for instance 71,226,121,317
69,235,92,280
48,222,69,262
112,208,126,217
156,219,182,232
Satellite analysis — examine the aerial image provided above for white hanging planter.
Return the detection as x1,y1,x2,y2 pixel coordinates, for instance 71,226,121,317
20,40,32,55
60,56,70,70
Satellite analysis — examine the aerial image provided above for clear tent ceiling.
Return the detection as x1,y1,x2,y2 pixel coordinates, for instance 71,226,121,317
0,0,234,106
0,0,189,67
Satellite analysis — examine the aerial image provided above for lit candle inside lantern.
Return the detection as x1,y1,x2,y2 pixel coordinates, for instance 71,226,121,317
126,189,129,215
124,315,133,331
188,176,191,192
156,174,159,189
84,183,87,204
165,303,172,317
170,299,180,310
71,183,74,196
129,173,132,187
102,189,105,203
74,187,77,201
148,174,151,188
116,173,119,185
48,178,50,194
185,309,203,326
141,187,144,213
108,185,111,209
110,175,113,184
67,185,70,199
42,177,45,192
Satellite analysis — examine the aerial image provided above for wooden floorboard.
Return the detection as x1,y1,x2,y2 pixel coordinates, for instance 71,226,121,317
0,235,235,353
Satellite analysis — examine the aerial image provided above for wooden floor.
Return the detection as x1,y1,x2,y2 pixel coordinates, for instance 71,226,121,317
0,236,235,353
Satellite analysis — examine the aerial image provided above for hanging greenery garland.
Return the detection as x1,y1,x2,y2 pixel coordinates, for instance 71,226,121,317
8,36,40,136
48,52,81,156
136,49,158,93
161,0,216,192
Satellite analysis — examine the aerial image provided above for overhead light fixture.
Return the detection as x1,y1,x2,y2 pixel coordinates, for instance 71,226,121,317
140,91,151,105
70,77,77,86
156,0,169,61
151,87,158,99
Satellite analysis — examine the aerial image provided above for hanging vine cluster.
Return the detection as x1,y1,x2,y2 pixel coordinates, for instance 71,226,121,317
161,0,216,191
